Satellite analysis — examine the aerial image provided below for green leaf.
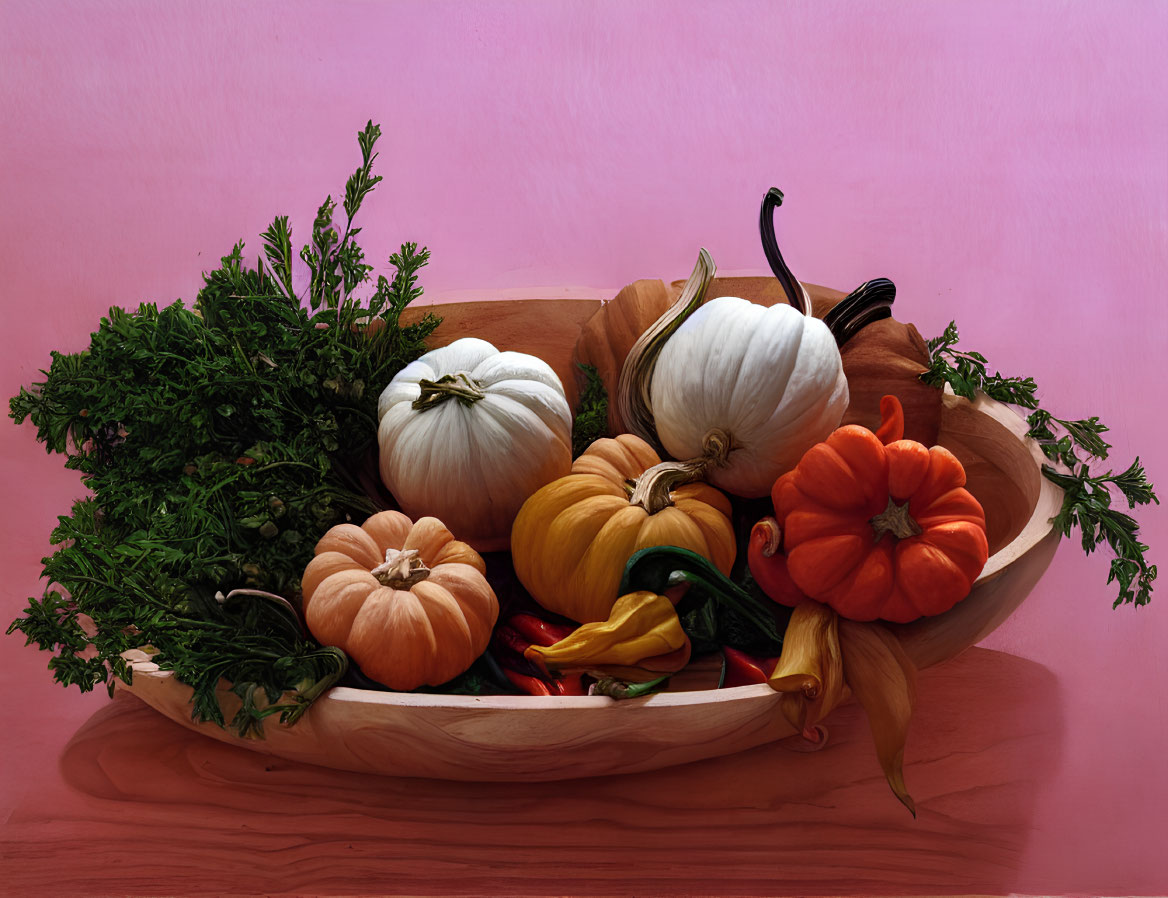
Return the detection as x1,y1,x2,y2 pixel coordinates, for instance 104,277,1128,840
924,324,1157,609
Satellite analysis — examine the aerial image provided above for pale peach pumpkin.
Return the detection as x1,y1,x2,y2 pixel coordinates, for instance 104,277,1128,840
302,511,498,690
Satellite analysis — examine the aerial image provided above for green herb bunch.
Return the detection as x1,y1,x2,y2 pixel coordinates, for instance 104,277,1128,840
922,321,1158,607
8,122,441,735
570,363,609,458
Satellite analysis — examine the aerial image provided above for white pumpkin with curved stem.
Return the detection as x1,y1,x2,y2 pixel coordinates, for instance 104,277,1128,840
618,194,851,499
651,295,848,497
377,337,572,552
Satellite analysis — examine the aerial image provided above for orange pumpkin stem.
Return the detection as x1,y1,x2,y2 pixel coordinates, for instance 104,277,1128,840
371,547,432,588
875,394,905,444
628,459,705,514
869,496,922,542
628,429,732,515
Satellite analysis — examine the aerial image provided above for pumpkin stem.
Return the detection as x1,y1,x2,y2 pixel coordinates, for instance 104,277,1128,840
616,248,716,451
701,427,733,466
822,278,896,348
759,188,810,316
412,373,486,412
628,429,731,514
628,458,708,515
869,496,922,542
371,547,431,588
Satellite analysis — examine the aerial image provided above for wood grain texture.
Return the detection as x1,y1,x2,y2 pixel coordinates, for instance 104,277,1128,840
0,647,1062,898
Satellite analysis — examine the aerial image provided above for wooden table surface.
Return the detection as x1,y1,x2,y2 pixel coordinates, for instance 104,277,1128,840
1,646,1060,898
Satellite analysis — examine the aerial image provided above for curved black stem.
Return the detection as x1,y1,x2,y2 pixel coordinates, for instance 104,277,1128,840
822,278,896,347
759,187,806,314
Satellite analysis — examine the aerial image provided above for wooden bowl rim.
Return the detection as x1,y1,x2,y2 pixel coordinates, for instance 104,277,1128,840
123,391,1060,712
123,662,778,710
956,391,1063,581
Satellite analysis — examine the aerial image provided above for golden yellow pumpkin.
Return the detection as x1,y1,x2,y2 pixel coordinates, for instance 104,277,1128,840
302,511,498,690
510,434,736,623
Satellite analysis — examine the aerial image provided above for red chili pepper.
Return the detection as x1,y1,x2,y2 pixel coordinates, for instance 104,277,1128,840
235,456,255,466
502,668,554,696
721,646,781,688
507,612,576,648
548,673,588,695
492,624,531,658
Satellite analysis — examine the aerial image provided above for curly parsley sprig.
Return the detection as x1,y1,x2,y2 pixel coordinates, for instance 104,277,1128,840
8,122,442,734
571,363,609,458
922,321,1158,608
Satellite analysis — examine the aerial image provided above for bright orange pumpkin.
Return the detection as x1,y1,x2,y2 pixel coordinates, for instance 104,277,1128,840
749,396,988,623
511,434,736,623
302,511,498,690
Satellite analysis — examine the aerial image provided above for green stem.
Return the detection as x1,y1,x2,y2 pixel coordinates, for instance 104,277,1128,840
669,568,782,644
217,588,306,638
278,647,349,726
620,546,783,645
593,673,671,700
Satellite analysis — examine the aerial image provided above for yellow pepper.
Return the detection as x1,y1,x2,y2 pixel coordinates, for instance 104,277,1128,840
524,590,690,682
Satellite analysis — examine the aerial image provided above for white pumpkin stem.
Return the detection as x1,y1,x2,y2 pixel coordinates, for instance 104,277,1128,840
371,547,432,588
628,429,732,515
616,248,716,451
412,373,486,412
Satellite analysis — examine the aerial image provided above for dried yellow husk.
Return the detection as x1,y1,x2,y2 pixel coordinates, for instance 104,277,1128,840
768,600,848,737
768,600,920,815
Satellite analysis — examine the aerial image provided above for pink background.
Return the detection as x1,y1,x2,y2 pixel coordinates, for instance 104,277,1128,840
2,0,1166,893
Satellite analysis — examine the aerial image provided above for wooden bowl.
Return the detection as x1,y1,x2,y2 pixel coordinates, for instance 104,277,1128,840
119,295,1063,781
